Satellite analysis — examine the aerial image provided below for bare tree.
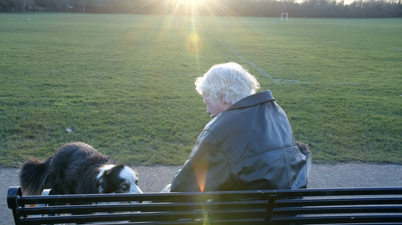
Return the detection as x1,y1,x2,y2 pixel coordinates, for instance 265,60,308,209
62,0,73,12
77,0,106,12
21,0,34,11
77,0,92,12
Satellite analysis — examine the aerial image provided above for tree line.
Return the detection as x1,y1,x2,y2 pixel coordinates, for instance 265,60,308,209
1,0,402,18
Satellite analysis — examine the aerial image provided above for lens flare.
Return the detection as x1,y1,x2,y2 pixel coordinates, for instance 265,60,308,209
186,33,202,54
191,152,208,192
193,164,207,192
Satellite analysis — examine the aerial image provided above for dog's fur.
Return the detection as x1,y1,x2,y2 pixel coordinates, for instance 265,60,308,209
19,142,142,195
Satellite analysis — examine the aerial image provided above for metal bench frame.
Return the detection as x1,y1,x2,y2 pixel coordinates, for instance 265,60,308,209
8,186,402,225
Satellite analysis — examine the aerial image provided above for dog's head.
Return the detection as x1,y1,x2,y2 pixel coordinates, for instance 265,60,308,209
97,164,143,194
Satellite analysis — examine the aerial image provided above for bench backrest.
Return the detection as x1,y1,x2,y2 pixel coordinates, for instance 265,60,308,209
8,186,402,225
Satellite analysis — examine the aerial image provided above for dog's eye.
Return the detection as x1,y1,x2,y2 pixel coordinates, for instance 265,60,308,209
121,184,129,190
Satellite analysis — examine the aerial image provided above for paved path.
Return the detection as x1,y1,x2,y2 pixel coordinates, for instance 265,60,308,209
3,164,402,224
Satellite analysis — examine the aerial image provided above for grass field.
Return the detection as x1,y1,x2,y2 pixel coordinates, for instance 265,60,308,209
1,13,401,167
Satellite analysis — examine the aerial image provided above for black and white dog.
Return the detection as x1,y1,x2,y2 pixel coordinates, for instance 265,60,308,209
19,142,142,195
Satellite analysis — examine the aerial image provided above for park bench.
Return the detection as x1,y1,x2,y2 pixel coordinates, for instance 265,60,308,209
7,186,402,225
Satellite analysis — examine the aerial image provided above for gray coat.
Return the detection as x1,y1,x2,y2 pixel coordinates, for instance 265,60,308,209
170,90,308,192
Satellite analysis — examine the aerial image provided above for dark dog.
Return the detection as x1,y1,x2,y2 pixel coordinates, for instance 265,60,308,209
19,142,142,195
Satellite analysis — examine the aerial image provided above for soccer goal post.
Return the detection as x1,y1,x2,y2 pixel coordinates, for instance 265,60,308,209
281,13,288,21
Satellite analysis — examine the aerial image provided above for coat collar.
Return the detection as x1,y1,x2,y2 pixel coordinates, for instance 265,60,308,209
226,90,275,112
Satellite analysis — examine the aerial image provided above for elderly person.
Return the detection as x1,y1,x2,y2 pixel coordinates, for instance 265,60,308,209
168,62,308,192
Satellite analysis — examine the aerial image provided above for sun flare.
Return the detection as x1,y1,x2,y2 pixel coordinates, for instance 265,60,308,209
178,0,203,5
186,34,202,54
165,0,210,16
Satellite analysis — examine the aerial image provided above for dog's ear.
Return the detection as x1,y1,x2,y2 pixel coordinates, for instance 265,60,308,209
97,165,126,193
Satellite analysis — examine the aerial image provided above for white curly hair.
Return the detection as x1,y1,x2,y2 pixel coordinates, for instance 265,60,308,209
195,62,260,105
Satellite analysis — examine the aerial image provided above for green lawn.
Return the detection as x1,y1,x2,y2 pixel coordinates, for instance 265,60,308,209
1,13,401,167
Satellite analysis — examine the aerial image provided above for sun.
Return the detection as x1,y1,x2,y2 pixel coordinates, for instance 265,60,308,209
163,0,234,17
173,0,206,14
179,0,201,4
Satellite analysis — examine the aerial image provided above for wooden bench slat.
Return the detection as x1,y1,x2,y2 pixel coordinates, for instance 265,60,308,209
48,219,266,225
271,214,402,224
15,187,402,205
276,197,402,207
273,205,402,215
20,209,266,224
17,201,268,216
20,204,402,217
